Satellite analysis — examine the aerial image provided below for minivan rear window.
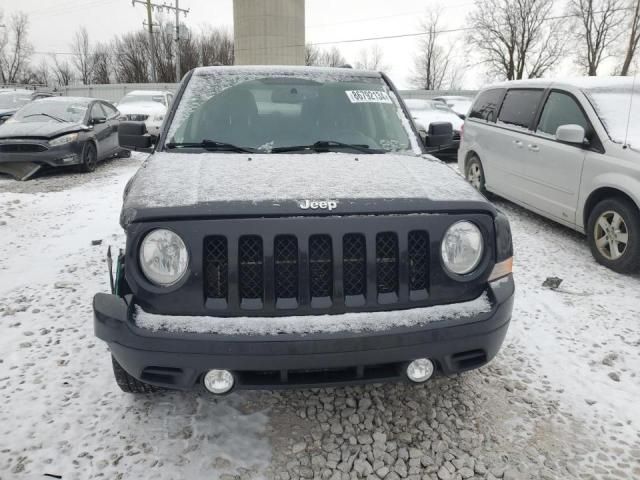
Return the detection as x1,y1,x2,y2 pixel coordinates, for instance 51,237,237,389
497,89,544,129
469,88,505,123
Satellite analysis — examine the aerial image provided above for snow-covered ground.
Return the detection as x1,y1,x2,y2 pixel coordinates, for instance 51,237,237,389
1,156,639,479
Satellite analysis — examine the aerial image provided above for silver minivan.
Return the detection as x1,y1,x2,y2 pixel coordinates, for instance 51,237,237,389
458,77,639,273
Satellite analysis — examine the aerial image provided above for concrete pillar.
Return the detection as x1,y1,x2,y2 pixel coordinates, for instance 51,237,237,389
233,0,305,65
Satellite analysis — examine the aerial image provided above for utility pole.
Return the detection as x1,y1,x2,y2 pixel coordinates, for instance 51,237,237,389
132,0,189,83
132,0,158,82
175,0,181,82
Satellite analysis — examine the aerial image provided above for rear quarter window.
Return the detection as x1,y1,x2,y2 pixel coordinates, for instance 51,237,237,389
469,88,506,123
497,89,544,129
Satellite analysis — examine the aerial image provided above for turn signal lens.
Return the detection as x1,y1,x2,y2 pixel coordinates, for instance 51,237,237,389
488,257,513,282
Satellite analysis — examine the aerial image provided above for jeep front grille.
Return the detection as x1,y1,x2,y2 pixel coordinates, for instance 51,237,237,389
203,229,432,312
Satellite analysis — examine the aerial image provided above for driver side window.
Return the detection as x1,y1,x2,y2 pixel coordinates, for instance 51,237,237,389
537,92,589,138
90,102,106,121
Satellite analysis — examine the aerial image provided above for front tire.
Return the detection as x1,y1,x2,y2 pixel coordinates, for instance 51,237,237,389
465,155,486,194
78,142,98,173
111,356,163,394
587,197,640,273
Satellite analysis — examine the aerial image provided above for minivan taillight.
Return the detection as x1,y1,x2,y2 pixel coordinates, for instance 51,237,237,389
460,124,464,140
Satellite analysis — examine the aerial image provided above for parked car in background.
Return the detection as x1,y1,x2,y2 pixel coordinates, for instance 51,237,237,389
116,90,173,136
404,98,463,160
0,96,128,180
0,89,54,125
432,96,473,119
459,77,640,272
94,65,514,395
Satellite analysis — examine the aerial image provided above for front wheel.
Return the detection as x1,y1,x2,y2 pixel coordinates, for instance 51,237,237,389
587,197,640,273
465,156,486,194
78,142,97,173
111,356,163,394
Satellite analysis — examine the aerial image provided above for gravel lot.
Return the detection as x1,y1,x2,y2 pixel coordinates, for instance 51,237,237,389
1,156,639,480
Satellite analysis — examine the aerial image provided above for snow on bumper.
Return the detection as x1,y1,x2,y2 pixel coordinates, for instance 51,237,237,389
94,275,514,390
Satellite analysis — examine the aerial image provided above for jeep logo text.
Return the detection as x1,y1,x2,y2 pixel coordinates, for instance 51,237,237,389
299,200,338,211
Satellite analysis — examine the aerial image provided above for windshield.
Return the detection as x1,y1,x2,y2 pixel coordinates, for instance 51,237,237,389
167,70,416,153
12,100,89,123
584,80,639,148
0,92,32,109
120,94,166,106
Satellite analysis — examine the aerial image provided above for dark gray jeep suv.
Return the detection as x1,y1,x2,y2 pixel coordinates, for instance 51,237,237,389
94,66,514,394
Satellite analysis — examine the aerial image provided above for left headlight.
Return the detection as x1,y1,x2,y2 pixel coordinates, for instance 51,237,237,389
441,221,484,275
152,114,164,121
139,229,189,286
49,132,79,147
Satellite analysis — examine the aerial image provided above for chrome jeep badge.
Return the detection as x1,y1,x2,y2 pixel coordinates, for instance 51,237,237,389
299,200,338,211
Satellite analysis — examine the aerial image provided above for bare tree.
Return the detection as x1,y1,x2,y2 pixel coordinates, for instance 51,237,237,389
92,42,112,84
570,0,625,75
51,55,74,86
355,44,387,71
199,27,234,66
317,47,347,67
113,31,149,83
31,58,51,86
620,0,640,74
305,44,321,66
411,9,453,89
0,11,33,84
178,26,199,77
70,27,95,85
467,0,566,80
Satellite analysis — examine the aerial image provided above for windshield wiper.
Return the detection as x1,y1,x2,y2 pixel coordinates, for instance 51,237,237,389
23,113,66,123
165,139,257,153
271,140,386,154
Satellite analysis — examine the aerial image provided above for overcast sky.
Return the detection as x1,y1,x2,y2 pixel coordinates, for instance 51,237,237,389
0,0,625,89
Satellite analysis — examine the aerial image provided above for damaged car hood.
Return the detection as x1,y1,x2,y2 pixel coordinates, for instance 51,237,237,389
121,152,488,226
0,121,85,139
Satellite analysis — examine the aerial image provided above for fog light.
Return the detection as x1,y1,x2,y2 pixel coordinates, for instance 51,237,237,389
203,369,234,394
407,358,434,383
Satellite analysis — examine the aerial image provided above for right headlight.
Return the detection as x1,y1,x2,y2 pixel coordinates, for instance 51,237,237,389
441,221,484,275
49,132,79,147
139,229,189,286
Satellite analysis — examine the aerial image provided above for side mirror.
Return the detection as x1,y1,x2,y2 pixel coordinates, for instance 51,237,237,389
118,121,154,151
556,124,585,144
425,121,453,147
92,116,107,125
458,113,466,120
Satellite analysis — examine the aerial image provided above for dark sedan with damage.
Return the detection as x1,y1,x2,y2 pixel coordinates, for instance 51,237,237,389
0,96,129,180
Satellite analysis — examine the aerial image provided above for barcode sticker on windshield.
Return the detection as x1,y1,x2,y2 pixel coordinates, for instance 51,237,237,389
345,90,392,104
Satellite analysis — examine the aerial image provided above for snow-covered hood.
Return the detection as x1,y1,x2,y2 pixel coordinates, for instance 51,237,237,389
412,111,464,131
121,152,488,225
0,121,85,139
117,102,166,116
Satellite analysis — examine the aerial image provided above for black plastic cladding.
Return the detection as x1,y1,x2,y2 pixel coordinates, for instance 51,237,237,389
126,213,497,317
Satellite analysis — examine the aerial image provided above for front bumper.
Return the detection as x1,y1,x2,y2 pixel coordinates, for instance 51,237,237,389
94,275,514,391
0,140,82,179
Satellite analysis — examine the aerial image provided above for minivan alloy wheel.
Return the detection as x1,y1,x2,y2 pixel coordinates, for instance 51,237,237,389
594,210,628,260
467,163,482,190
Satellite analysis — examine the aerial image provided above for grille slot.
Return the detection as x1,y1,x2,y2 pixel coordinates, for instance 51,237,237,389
0,143,47,153
309,235,333,300
343,234,366,297
408,231,429,292
239,236,264,301
274,235,298,302
204,236,228,299
376,232,398,295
